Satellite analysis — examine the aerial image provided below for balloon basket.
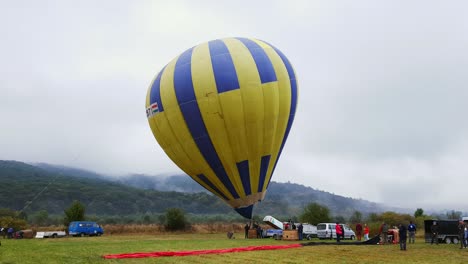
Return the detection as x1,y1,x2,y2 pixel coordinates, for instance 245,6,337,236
282,230,299,241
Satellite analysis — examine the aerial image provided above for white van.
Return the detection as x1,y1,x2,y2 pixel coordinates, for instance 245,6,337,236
317,223,356,240
302,224,317,240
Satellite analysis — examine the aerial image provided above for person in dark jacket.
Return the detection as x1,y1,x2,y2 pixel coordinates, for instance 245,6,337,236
407,221,416,243
380,222,389,244
458,221,466,249
7,227,14,239
340,224,345,240
430,221,439,245
399,224,407,250
244,223,250,239
256,225,263,238
356,223,363,241
297,223,303,240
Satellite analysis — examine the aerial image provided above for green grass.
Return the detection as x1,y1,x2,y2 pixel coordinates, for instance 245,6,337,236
1,234,468,264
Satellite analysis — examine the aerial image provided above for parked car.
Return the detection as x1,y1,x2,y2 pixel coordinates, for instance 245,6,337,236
317,223,355,240
263,229,284,239
68,221,104,237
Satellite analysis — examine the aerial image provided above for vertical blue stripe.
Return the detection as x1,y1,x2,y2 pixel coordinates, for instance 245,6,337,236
273,46,297,154
197,174,229,200
258,155,271,192
173,48,240,199
173,49,195,104
236,160,251,196
236,38,277,84
149,68,165,112
208,40,240,93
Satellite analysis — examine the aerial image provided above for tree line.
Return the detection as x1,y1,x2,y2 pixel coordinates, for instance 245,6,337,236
1,199,465,236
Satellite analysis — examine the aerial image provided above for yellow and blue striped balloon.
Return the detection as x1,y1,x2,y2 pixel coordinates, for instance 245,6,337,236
145,37,298,219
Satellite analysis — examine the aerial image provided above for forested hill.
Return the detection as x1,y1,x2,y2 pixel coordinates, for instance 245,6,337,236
0,160,231,216
0,160,404,218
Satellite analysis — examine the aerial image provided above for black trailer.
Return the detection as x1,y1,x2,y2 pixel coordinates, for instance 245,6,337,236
424,219,460,244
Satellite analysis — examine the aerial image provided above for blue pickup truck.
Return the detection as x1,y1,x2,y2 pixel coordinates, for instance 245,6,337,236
264,229,284,239
68,221,104,237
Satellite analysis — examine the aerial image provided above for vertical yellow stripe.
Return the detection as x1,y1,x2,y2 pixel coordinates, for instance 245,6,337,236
222,38,264,194
260,81,280,156
253,39,292,192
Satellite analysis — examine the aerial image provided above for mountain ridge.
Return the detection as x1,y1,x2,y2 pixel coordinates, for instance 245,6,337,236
0,160,410,218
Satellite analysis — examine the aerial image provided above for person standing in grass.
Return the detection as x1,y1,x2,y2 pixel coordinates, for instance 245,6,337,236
356,223,363,241
244,223,250,239
430,221,439,245
335,223,342,243
464,224,468,249
408,221,416,243
458,221,466,249
297,223,303,240
380,222,389,244
256,224,263,239
7,227,14,239
363,224,370,241
399,224,407,250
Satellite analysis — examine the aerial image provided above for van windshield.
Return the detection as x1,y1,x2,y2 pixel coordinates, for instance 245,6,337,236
317,224,326,230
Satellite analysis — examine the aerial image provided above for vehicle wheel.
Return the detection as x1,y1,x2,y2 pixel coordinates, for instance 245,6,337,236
307,235,312,240
97,233,102,237
273,234,277,240
350,235,355,240
80,233,85,237
52,234,57,238
445,237,451,244
453,238,459,244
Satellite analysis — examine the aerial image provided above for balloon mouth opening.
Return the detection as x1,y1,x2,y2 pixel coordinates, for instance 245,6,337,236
234,205,254,219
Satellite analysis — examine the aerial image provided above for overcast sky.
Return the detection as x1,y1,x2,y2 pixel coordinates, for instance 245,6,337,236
1,0,467,212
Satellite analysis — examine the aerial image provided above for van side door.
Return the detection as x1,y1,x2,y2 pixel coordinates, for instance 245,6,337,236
330,224,336,239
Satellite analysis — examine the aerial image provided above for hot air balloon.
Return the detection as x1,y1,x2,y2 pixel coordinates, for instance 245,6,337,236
145,37,298,219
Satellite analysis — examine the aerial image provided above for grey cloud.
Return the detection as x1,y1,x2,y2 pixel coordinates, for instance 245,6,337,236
1,0,468,212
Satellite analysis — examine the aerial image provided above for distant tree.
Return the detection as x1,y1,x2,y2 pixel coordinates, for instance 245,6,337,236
157,214,166,225
0,208,16,217
367,212,379,222
17,211,28,220
300,203,331,225
379,211,412,227
252,215,262,223
334,216,346,223
414,208,424,218
0,216,28,231
165,208,188,231
32,210,49,226
64,200,85,226
142,214,151,224
0,208,28,231
446,210,462,220
349,210,363,223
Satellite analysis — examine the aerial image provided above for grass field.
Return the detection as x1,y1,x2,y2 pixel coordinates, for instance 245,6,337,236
1,234,468,264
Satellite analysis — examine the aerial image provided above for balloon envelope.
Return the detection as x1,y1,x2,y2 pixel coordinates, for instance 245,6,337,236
146,37,298,218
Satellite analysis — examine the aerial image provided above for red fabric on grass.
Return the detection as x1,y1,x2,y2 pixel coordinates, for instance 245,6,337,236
103,244,302,259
